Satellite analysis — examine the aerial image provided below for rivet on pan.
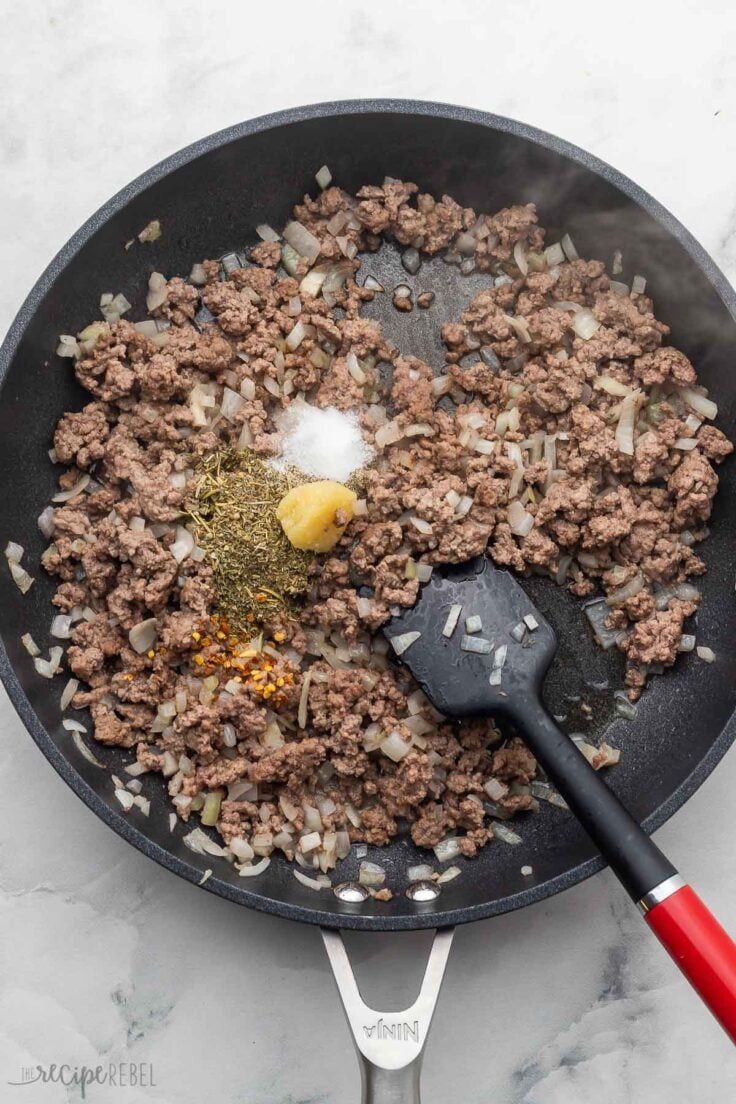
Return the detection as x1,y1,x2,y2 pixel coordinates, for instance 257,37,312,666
405,880,441,903
334,882,370,903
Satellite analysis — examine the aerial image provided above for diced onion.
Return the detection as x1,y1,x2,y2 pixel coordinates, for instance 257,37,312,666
115,788,135,811
125,761,150,778
227,838,254,864
52,474,90,503
128,618,157,654
183,827,228,858
508,499,534,537
282,221,321,264
300,266,328,298
72,730,104,767
356,595,373,619
406,422,435,437
298,669,312,729
678,387,718,421
697,645,715,663
675,583,700,602
505,314,531,343
298,831,321,853
170,526,194,564
294,869,326,891
51,614,72,639
561,233,579,261
346,351,367,385
431,375,452,397
606,573,644,606
461,635,492,654
437,865,461,884
322,262,352,306
56,335,80,358
434,837,462,862
493,823,523,845
484,778,508,801
315,164,332,189
188,263,207,286
615,390,642,455
38,506,56,538
5,541,23,563
21,633,40,657
407,864,434,882
544,242,565,266
442,604,462,638
381,732,412,762
221,386,245,421
168,473,186,492
572,308,600,340
409,516,433,536
359,861,386,887
240,377,256,401
594,375,632,397
238,857,271,877
9,562,33,593
100,292,132,323
584,600,622,649
631,274,647,296
146,271,168,312
506,442,525,498
513,240,528,276
286,319,314,352
62,717,86,733
375,418,403,448
256,223,280,242
390,631,421,656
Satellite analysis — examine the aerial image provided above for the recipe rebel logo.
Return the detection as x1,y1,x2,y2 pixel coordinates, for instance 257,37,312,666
7,1062,156,1098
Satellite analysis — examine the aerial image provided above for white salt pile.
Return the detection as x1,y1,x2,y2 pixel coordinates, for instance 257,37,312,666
272,401,374,483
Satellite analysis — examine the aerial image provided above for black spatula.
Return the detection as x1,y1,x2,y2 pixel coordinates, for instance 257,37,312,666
385,556,736,1042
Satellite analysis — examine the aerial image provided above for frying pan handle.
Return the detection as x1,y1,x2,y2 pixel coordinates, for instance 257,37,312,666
321,927,454,1104
642,882,736,1044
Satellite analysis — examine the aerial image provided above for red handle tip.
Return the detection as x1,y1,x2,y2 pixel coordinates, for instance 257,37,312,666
645,885,736,1044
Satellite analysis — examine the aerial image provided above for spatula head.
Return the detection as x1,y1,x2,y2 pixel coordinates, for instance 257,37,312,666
384,557,558,719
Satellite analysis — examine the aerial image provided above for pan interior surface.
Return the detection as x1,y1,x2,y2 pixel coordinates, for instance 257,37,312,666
1,101,735,930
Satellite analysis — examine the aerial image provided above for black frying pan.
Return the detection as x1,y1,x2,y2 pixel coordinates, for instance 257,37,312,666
1,100,735,1094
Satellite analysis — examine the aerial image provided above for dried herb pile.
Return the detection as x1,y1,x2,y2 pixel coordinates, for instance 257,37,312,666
187,449,312,628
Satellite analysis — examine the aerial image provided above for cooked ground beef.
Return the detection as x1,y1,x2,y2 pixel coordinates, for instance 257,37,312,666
36,176,731,883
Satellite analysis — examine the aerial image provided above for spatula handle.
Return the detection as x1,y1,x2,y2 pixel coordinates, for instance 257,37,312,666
643,883,736,1044
514,698,736,1043
512,697,675,901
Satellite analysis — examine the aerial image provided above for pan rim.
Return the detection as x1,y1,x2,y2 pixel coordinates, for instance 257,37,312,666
1,97,735,931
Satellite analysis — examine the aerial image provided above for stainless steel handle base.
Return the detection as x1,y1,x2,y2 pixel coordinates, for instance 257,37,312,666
321,926,455,1104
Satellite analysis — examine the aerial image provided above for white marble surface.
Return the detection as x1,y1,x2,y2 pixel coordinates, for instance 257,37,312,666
2,1,736,1100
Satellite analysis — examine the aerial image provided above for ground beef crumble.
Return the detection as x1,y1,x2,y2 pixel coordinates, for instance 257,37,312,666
34,176,731,885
